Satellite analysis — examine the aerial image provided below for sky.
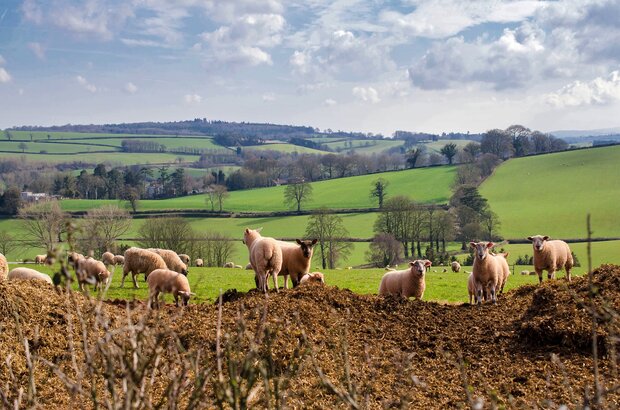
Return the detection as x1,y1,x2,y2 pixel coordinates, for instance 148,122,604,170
0,0,619,136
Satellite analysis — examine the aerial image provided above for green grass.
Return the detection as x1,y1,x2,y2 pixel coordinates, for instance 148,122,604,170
61,165,457,212
69,137,223,151
241,143,326,154
481,145,620,239
324,139,404,154
0,152,200,166
0,141,119,153
6,131,184,140
422,139,476,154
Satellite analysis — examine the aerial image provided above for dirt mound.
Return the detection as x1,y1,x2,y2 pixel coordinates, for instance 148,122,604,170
1,268,620,408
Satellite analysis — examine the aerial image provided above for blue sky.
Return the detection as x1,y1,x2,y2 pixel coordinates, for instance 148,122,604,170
0,0,619,135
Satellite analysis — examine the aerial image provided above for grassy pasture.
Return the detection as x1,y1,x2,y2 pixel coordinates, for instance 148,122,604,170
6,131,185,140
0,152,200,166
0,141,119,154
480,145,620,239
240,143,326,154
69,137,222,151
323,139,404,154
422,139,476,154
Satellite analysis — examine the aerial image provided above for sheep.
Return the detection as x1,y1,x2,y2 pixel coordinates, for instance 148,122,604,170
234,264,243,269
224,261,235,268
470,241,506,304
495,252,510,295
378,260,432,299
122,247,168,288
8,267,53,284
0,253,7,281
113,255,125,265
245,262,253,270
275,239,317,289
147,248,188,275
101,251,115,267
385,267,396,271
146,268,192,308
243,228,282,293
300,271,325,285
195,258,204,267
442,268,448,273
68,252,85,268
34,254,47,265
527,235,574,283
451,261,461,273
178,254,190,265
467,272,479,304
76,258,111,291
521,270,530,275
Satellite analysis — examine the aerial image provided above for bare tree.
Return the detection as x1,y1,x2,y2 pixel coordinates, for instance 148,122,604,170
123,187,140,212
79,205,131,255
206,186,217,211
0,230,19,257
305,208,352,269
193,232,236,267
366,233,403,267
284,178,313,213
214,185,229,212
369,178,389,208
18,200,67,251
137,217,194,254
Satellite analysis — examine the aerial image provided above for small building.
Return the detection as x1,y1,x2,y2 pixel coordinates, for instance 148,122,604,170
20,191,51,203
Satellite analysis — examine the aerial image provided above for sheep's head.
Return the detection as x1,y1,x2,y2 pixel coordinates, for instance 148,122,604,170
296,239,318,258
409,260,432,276
243,228,262,245
470,241,494,260
177,291,191,306
527,235,549,252
181,266,189,276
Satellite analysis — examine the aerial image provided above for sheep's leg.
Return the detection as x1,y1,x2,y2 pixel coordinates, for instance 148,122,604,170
535,269,543,283
547,269,556,280
490,286,497,304
174,293,179,307
120,270,127,288
476,288,483,305
132,272,139,289
565,265,572,282
272,271,279,293
283,274,289,289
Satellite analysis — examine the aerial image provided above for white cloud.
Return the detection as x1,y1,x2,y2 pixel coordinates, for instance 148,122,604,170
262,93,275,102
0,68,11,84
124,82,138,94
76,75,97,92
545,71,620,108
323,98,337,106
184,93,202,104
28,42,46,60
352,86,380,103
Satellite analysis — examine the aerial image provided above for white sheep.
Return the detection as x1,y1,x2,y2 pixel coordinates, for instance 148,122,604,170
0,253,8,281
467,272,480,304
68,252,85,266
146,268,192,308
470,241,506,304
378,260,432,299
101,251,115,267
243,228,282,293
147,248,189,275
234,264,243,269
521,270,530,275
122,247,168,288
451,261,461,273
76,258,111,291
495,252,510,295
178,254,190,265
113,255,125,265
245,262,253,270
275,239,317,289
8,267,53,284
195,258,204,267
300,271,325,285
527,235,574,283
34,254,47,265
224,261,235,268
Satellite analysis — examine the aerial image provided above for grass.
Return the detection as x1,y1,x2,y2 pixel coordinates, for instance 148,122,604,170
0,152,200,166
422,139,476,154
60,165,457,212
5,131,183,140
481,145,620,239
69,137,223,151
323,139,404,154
0,141,119,154
241,143,327,154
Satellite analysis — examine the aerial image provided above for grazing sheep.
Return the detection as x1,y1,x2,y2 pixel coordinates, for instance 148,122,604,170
300,271,325,285
146,268,192,308
470,241,505,304
147,248,188,275
527,235,574,283
224,261,235,268
378,260,432,299
122,247,168,288
113,255,125,265
245,262,253,270
275,239,317,289
521,270,530,275
234,264,243,269
442,268,448,273
0,253,8,281
76,258,111,291
178,254,190,265
34,254,47,265
101,251,115,267
68,252,85,265
243,228,282,293
495,252,510,295
8,267,53,284
451,261,461,273
195,258,204,267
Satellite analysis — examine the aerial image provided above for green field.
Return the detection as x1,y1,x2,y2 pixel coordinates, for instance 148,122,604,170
241,143,326,154
0,141,119,154
70,137,222,151
481,145,620,239
6,131,182,140
324,139,404,154
422,139,476,154
0,152,200,166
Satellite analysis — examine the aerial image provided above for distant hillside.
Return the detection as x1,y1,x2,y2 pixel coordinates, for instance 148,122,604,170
550,127,620,139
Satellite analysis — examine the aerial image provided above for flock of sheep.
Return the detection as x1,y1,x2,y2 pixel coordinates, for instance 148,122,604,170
0,230,574,307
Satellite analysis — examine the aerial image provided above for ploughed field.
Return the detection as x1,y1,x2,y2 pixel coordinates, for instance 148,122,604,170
1,265,619,408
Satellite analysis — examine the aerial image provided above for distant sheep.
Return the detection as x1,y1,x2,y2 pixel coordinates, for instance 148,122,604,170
148,248,188,275
244,228,282,293
113,255,125,265
101,251,115,267
470,242,508,304
76,258,111,291
275,239,317,288
527,235,573,283
146,268,192,308
234,264,243,269
300,271,325,285
178,254,190,265
195,258,204,267
8,267,52,284
521,270,530,275
224,261,235,268
68,252,85,266
122,247,167,288
451,261,461,273
0,253,7,281
34,254,46,265
378,260,432,299
245,262,253,270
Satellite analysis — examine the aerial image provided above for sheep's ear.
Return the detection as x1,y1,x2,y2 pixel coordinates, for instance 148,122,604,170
409,261,415,267
527,236,533,241
256,227,263,232
296,239,302,245
543,235,549,241
486,242,495,248
245,228,250,234
424,260,432,267
469,242,476,248
311,239,318,245
504,252,510,258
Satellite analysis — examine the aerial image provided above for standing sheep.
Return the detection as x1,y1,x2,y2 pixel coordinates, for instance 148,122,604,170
300,271,325,285
195,258,204,267
467,272,480,304
146,268,192,308
8,268,53,284
101,252,115,268
470,241,506,304
178,254,190,265
495,252,510,295
113,255,125,265
378,260,432,299
147,248,188,275
243,228,282,293
451,261,461,273
527,235,573,283
76,258,111,291
0,253,8,281
275,239,317,289
34,254,47,265
122,247,168,288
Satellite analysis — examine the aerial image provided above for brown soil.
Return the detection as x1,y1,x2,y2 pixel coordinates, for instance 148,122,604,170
1,265,620,408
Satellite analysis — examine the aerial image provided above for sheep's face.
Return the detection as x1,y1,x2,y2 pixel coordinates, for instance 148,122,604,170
177,291,191,306
470,241,494,260
527,235,549,252
296,239,318,259
309,272,325,283
409,260,432,276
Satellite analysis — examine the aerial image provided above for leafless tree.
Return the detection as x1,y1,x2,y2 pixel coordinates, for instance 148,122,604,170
366,233,403,267
18,200,68,251
137,217,194,255
0,230,19,257
305,208,352,269
214,185,229,212
78,205,132,256
284,178,313,213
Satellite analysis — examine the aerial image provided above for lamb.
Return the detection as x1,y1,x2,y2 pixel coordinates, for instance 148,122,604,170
470,241,506,304
76,258,111,291
243,228,282,293
195,258,204,267
451,261,461,273
0,253,8,281
34,254,47,265
378,259,432,299
147,248,188,275
527,235,574,283
146,268,192,308
275,239,317,289
178,254,190,265
113,255,125,265
101,251,115,267
495,252,510,295
467,272,480,304
234,264,243,269
245,263,253,270
300,271,325,285
8,267,53,284
122,247,168,288
224,261,235,268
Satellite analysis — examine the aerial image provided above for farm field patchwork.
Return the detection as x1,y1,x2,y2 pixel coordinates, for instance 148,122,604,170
0,151,200,166
69,136,222,151
240,143,326,154
0,141,119,153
